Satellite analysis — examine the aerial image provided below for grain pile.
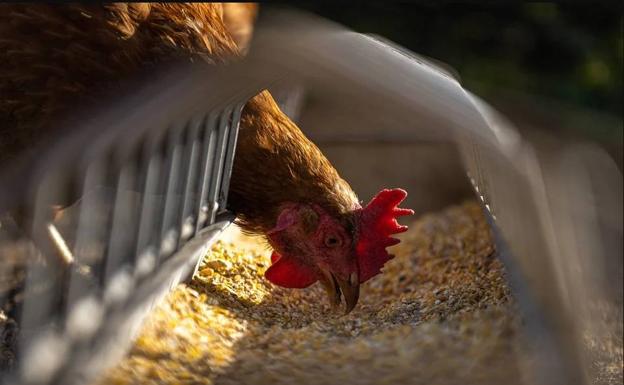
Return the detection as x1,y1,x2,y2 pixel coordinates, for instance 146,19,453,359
97,201,525,385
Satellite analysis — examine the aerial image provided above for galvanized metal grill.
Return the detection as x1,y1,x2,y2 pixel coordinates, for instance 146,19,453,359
0,60,250,385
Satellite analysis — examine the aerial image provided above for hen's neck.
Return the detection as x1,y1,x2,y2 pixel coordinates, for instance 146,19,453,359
228,91,360,236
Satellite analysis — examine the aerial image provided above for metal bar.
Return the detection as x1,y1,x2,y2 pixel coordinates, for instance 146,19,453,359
206,107,232,225
195,114,218,234
16,172,70,382
159,126,185,261
178,118,203,243
133,147,163,280
101,158,140,298
218,103,244,213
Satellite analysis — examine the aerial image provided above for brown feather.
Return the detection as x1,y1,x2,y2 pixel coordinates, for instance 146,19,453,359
0,3,240,165
230,91,359,235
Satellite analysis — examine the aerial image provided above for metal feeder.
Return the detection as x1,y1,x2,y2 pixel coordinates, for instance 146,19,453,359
1,9,621,385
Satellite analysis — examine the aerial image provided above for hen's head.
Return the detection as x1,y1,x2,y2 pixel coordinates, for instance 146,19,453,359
265,188,413,313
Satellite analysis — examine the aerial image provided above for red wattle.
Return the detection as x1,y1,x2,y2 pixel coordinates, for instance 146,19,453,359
265,252,318,289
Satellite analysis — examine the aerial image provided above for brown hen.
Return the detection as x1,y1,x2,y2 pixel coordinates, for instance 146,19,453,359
0,3,412,312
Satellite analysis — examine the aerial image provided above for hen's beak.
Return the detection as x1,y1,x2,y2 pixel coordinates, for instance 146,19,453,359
319,269,360,314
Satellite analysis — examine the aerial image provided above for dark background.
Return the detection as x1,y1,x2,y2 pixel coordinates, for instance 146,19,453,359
286,2,623,164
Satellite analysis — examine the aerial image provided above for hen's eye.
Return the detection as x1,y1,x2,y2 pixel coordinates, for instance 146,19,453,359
324,236,342,248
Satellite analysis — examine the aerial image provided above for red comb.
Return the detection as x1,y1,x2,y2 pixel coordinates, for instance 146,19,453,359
355,188,414,282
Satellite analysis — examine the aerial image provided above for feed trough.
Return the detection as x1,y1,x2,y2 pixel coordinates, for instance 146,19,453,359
1,9,621,385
